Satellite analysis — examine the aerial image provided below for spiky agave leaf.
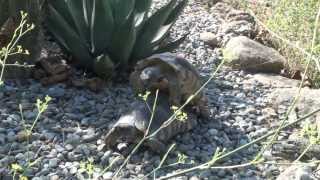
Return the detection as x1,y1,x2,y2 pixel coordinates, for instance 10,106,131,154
93,54,114,80
65,0,90,44
154,32,189,54
47,3,94,68
47,0,114,70
90,0,114,55
133,0,152,30
108,13,136,67
46,0,188,78
110,0,135,26
49,0,78,33
150,0,188,45
131,0,188,62
131,0,177,60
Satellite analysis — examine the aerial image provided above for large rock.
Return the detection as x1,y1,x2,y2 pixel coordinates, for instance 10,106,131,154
243,73,320,122
276,165,316,180
268,87,320,116
224,36,285,73
243,74,300,88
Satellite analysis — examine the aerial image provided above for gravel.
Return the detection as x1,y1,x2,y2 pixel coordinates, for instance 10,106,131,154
0,0,290,179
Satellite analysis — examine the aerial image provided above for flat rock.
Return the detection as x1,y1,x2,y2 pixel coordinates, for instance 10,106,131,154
276,165,316,180
268,87,320,113
243,74,300,88
267,85,320,130
224,36,285,73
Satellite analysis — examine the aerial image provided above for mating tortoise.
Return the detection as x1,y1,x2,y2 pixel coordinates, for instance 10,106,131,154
104,92,197,154
130,52,210,118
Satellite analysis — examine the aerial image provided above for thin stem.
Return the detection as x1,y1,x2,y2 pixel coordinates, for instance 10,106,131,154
113,90,160,178
147,58,225,140
0,14,33,83
294,143,314,163
292,5,320,163
142,143,176,179
158,108,320,180
249,2,320,161
100,156,121,175
29,111,42,134
263,160,320,166
2,64,34,67
310,2,320,71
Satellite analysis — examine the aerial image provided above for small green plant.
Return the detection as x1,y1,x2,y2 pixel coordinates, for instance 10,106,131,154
300,122,320,144
79,158,96,179
10,158,41,180
138,91,151,101
0,11,34,85
292,122,320,162
46,0,188,79
171,105,188,122
0,0,41,69
9,96,51,180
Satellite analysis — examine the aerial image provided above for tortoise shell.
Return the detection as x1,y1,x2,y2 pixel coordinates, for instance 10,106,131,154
134,52,200,79
131,52,203,105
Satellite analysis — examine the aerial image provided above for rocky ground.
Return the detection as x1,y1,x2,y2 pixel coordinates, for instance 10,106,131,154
0,0,320,180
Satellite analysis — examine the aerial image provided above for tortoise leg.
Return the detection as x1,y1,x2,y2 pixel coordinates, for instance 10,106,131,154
145,138,167,154
168,80,182,106
195,96,211,119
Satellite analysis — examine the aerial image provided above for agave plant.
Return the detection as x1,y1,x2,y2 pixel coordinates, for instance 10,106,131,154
46,0,188,79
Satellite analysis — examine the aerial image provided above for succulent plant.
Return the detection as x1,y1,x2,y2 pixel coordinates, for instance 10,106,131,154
46,0,188,79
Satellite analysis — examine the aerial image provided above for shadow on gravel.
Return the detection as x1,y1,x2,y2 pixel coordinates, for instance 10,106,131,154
0,70,266,179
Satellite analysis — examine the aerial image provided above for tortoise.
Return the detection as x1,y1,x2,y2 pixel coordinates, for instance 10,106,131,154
104,92,198,154
130,52,210,118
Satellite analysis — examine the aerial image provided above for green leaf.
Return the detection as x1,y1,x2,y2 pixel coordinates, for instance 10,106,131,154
48,0,76,30
66,0,90,44
47,4,94,69
154,33,189,54
165,0,188,25
90,0,114,55
152,0,188,45
150,24,172,45
83,0,94,28
132,0,177,60
111,0,135,25
109,14,136,66
134,0,151,28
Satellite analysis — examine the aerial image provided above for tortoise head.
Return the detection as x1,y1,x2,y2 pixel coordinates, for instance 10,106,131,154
104,114,145,153
140,66,169,90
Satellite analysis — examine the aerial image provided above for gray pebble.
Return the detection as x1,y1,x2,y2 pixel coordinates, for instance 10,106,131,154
208,128,219,136
47,86,65,98
48,158,59,168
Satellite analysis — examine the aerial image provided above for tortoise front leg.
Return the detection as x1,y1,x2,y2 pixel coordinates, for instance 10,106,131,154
145,138,167,154
168,78,182,106
194,95,211,119
182,93,210,119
